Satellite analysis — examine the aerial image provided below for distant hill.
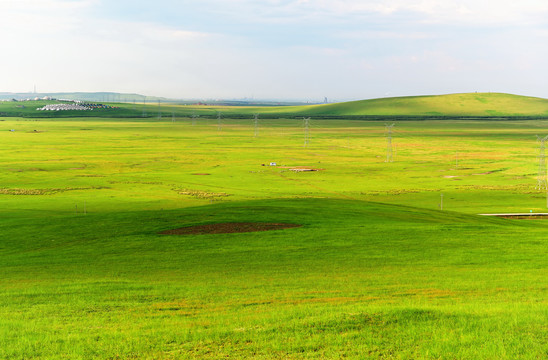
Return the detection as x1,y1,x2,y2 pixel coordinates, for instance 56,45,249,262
0,92,165,102
0,92,309,106
284,93,548,117
2,92,548,119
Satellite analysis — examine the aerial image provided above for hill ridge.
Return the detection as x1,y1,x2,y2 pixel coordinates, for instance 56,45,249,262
295,92,548,117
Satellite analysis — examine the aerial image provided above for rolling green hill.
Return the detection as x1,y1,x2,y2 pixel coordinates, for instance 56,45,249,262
176,92,548,118
255,92,548,117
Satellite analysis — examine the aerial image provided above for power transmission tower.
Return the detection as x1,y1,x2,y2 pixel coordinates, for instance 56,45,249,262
440,193,444,210
158,100,161,119
217,112,222,131
142,96,147,117
172,111,175,123
303,117,310,147
536,135,548,190
191,113,198,126
253,113,259,137
385,123,395,162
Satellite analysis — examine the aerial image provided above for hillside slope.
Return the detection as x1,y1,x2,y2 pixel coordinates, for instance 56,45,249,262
264,93,548,117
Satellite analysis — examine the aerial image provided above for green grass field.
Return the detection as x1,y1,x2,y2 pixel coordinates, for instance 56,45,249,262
0,115,547,359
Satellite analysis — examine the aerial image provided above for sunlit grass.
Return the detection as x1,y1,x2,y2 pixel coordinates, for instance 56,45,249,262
0,117,547,358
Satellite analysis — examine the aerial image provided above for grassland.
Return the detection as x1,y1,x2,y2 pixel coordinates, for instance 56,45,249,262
0,115,547,359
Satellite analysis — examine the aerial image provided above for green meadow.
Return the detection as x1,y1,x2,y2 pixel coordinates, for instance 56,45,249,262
0,110,547,358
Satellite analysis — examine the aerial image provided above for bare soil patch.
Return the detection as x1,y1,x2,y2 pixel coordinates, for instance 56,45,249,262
160,222,301,235
289,167,322,172
484,214,548,220
277,166,323,172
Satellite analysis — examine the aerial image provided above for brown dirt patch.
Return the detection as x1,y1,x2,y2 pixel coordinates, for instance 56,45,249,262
491,214,548,219
289,167,322,172
160,222,301,235
278,166,324,172
192,173,211,175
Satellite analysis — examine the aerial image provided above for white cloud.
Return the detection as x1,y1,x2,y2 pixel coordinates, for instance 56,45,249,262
202,0,548,26
0,0,97,34
1,0,547,99
339,30,434,40
0,0,221,96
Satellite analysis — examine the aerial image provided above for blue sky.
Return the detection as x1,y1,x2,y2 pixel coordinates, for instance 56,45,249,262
1,0,547,101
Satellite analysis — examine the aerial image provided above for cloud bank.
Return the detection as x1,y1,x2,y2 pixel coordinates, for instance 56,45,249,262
1,0,547,100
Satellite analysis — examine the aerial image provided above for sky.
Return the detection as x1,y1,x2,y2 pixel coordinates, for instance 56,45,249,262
1,0,547,101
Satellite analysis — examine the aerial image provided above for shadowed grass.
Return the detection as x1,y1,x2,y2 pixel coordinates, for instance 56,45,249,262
0,199,546,358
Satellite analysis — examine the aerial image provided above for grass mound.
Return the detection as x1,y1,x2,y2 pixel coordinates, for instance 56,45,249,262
293,92,548,116
176,92,548,118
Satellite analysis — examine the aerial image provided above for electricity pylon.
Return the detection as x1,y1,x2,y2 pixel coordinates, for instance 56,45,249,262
303,117,310,147
142,96,147,117
217,112,222,131
385,123,395,162
253,113,259,137
536,135,548,190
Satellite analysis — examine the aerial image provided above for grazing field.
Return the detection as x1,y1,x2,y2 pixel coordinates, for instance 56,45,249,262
0,116,547,359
